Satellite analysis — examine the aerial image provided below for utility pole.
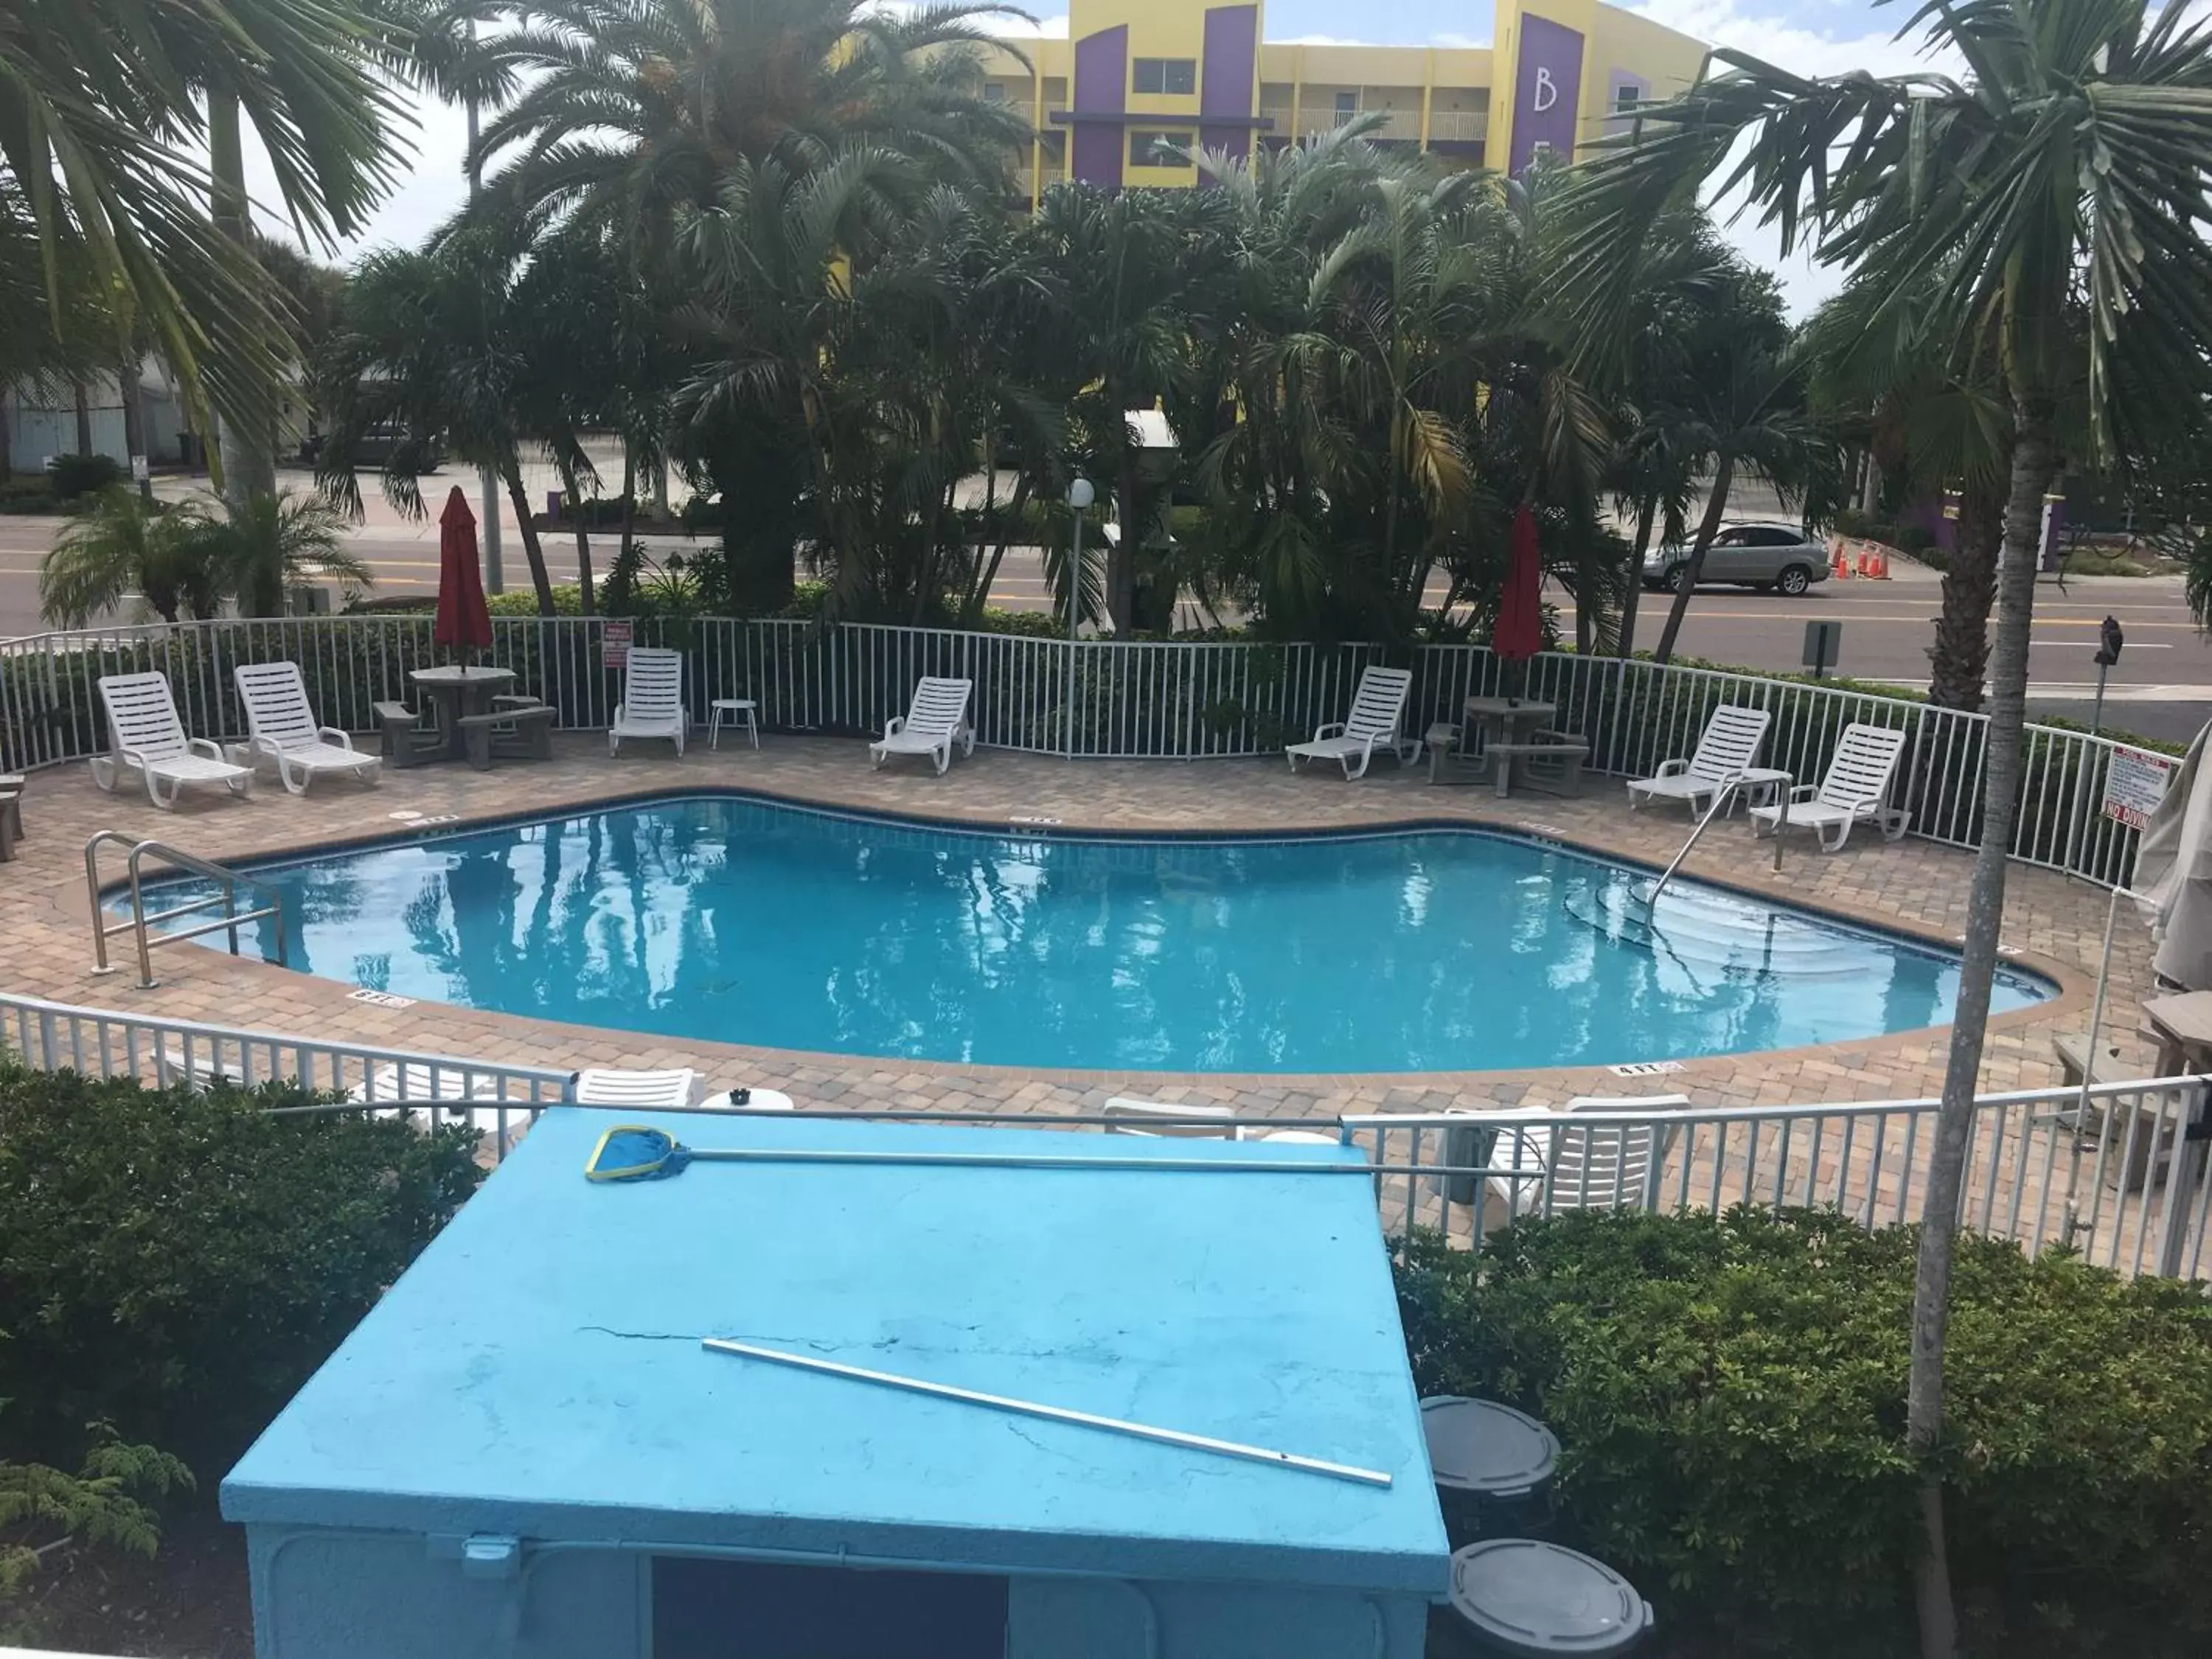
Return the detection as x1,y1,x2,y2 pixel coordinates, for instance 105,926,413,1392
466,21,505,594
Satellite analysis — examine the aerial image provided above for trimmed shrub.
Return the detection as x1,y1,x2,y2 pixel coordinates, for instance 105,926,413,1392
47,455,122,501
0,477,58,515
0,1065,484,1475
1396,1208,2212,1655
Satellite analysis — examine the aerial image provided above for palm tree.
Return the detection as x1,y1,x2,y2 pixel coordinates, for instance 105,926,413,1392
1646,333,1832,664
1804,276,2022,710
439,0,1026,613
1,0,402,477
1035,184,1221,631
209,488,373,617
314,225,562,613
39,490,226,626
38,487,372,624
1554,4,2212,1651
448,0,1029,234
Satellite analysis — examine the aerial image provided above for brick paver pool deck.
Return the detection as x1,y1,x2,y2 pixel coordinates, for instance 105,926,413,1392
0,734,2154,1119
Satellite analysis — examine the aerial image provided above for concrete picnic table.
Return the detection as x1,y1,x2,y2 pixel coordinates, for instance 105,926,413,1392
406,664,517,762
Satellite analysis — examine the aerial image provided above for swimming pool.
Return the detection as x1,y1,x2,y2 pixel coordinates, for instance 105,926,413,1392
164,795,2051,1073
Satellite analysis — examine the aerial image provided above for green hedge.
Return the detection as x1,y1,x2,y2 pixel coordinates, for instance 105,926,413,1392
1396,1209,2212,1655
0,1065,484,1475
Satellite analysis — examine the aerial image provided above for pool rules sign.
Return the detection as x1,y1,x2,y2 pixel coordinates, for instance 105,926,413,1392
2102,743,2176,831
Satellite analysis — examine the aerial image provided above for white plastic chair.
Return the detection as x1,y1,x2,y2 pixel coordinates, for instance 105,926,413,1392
91,672,254,810
870,677,975,775
1747,723,1910,852
1484,1095,1691,1220
573,1068,702,1108
1103,1096,1248,1139
233,661,380,794
1626,704,1770,816
610,647,686,757
347,1062,506,1107
1284,666,1418,780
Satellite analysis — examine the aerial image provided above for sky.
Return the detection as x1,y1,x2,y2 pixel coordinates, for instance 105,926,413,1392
274,0,1960,319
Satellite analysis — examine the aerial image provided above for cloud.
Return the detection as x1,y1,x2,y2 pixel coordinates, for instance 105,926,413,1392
1433,33,1494,49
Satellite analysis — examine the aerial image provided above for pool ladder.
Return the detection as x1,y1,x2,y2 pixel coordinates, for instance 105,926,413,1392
1644,771,1790,910
85,830,289,990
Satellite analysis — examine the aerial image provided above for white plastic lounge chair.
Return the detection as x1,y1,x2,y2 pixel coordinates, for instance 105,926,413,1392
1626,704,1770,816
1485,1095,1691,1220
610,647,686,757
1747,723,1910,852
870,676,975,775
1284,666,1418,781
573,1067,702,1107
347,1062,506,1107
159,1046,252,1091
1104,1096,1248,1139
91,672,254,810
232,661,379,795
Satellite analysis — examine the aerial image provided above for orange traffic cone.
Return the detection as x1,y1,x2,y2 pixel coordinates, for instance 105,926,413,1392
1832,546,1853,580
1868,547,1890,579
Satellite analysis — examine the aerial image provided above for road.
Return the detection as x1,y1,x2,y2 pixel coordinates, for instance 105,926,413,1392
4,470,2205,745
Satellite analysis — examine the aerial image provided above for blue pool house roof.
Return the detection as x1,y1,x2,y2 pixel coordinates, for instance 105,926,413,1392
223,1110,1450,1658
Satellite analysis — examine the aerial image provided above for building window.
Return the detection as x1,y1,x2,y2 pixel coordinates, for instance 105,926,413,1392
1613,86,1640,114
984,83,1007,103
1129,130,1194,167
1335,91,1358,123
1133,58,1197,96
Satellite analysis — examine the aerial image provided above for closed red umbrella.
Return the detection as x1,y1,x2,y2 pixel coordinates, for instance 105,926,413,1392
434,486,493,655
1492,502,1544,664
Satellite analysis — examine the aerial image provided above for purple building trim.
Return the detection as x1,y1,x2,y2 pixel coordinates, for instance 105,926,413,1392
1509,14,1585,174
1071,26,1129,187
1199,4,1261,163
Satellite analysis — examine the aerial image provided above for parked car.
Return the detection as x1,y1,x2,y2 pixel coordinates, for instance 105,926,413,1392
1642,521,1829,595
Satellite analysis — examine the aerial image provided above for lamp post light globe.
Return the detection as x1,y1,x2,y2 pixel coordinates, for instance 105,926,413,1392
1068,478,1095,509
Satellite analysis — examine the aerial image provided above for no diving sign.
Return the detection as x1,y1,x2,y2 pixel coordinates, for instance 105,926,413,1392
2102,744,2176,831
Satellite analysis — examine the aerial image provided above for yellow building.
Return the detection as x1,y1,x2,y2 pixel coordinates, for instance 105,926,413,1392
980,1,1709,208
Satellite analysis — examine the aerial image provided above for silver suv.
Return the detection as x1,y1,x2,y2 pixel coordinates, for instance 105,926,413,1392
1641,521,1829,596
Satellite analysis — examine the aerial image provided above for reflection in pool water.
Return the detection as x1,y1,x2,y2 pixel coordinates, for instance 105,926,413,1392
167,796,2051,1073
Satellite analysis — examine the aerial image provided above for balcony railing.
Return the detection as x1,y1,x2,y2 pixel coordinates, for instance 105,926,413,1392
1424,108,1488,143
1256,105,1487,147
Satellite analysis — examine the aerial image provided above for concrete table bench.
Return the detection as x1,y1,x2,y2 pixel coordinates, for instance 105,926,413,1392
372,701,443,769
0,773,23,861
458,699,556,770
1489,732,1590,799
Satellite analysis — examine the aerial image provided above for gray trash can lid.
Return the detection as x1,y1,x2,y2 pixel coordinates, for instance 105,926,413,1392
1419,1396,1560,1496
1449,1540,1653,1658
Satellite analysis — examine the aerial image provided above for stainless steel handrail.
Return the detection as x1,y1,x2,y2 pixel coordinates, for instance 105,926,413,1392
1641,769,1795,910
85,830,289,989
1646,774,1740,907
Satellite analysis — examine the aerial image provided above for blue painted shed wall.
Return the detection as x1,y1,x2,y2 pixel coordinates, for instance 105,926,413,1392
245,1526,1431,1659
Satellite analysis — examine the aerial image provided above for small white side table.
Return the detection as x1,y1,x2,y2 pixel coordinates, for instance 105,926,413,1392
709,698,759,750
1731,767,1793,814
701,1087,795,1111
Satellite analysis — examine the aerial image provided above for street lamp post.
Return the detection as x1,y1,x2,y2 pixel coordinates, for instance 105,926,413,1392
1065,479,1093,758
1066,477,1094,644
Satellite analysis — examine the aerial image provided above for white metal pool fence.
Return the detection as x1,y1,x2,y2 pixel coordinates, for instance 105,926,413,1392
5,992,2208,1281
0,613,2143,888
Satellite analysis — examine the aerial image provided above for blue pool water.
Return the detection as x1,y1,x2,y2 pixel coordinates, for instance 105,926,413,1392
166,795,2050,1073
